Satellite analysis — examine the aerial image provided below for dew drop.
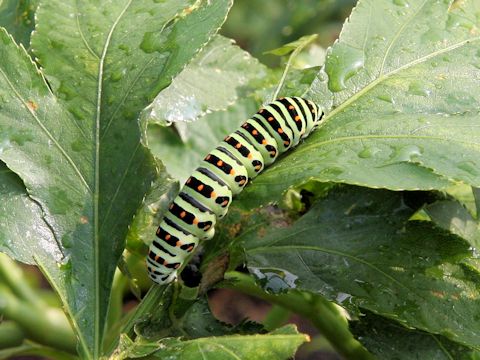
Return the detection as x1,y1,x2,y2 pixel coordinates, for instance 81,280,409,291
391,145,423,162
71,140,83,152
377,94,394,103
110,68,126,82
358,146,381,159
325,44,365,92
393,0,409,7
408,81,431,97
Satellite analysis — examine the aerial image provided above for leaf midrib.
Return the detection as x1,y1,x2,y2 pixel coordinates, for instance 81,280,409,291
294,133,480,157
91,0,133,357
378,0,429,76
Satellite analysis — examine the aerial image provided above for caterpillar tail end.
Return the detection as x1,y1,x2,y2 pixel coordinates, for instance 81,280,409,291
147,269,178,285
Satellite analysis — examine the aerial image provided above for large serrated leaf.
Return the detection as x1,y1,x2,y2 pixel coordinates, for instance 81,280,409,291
352,313,479,360
0,0,232,357
237,0,480,208
147,35,268,126
243,187,480,349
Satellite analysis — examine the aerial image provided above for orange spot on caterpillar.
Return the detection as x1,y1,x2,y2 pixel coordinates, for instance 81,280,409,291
154,255,160,261
180,211,186,218
165,234,171,240
186,245,194,252
211,191,217,198
284,141,290,146
163,260,168,266
235,143,241,149
252,129,258,135
206,154,211,160
268,117,273,121
176,241,182,247
193,218,199,225
255,165,261,170
247,153,252,159
204,224,211,230
217,160,223,166
230,169,235,175
239,180,246,185
156,228,161,236
288,105,294,110
197,184,204,191
262,139,267,145
221,200,229,206
295,116,301,122
278,128,284,134
259,109,264,113
225,136,231,141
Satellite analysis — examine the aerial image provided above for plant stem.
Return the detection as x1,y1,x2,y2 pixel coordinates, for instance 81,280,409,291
0,321,25,348
106,268,129,333
0,254,46,309
223,271,373,360
263,304,291,331
0,342,79,360
0,285,77,354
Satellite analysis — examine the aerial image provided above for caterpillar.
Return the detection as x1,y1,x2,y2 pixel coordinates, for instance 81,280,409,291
147,97,324,284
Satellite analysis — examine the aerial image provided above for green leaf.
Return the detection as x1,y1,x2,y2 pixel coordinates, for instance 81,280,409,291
0,342,78,360
352,313,479,360
425,199,480,248
117,325,308,360
474,187,480,218
264,34,318,56
147,35,268,126
0,162,60,266
238,0,480,208
0,0,232,357
244,186,480,349
0,0,38,46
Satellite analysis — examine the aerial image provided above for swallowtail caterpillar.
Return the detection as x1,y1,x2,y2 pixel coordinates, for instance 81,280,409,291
147,97,324,284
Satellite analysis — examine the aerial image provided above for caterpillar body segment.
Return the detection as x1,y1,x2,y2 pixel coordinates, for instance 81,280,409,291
183,169,233,218
147,97,324,284
202,148,249,195
219,132,265,177
237,119,279,166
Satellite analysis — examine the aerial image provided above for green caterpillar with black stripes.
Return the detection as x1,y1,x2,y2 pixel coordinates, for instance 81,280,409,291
147,97,324,284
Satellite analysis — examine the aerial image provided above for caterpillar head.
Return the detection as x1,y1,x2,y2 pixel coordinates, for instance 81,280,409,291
307,100,324,128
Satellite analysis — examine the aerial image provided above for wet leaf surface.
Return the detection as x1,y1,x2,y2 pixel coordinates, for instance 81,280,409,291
351,312,479,360
244,186,480,349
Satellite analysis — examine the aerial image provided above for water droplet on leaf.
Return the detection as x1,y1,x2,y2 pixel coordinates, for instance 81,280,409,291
325,44,365,92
